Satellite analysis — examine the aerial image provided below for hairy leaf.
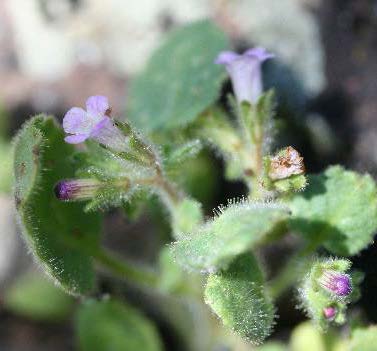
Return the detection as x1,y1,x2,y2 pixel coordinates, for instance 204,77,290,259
204,254,275,345
13,115,102,295
127,20,229,132
171,201,289,272
288,166,377,256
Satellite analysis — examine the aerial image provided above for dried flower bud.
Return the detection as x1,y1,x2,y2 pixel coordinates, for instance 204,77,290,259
54,179,101,201
268,146,305,180
318,270,352,297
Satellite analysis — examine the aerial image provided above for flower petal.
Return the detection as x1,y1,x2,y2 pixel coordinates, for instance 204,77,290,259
64,134,88,144
86,95,109,116
90,117,112,138
214,51,240,65
63,107,87,134
245,47,274,61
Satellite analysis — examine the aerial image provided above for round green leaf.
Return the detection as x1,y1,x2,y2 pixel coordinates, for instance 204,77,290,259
350,326,377,351
127,20,229,132
4,271,74,321
288,166,377,256
76,299,163,351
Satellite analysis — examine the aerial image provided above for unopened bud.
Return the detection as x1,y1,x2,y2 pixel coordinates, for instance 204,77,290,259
318,270,352,297
54,179,101,201
323,306,337,320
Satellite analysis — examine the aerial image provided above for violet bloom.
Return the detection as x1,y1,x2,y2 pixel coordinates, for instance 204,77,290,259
63,95,126,151
215,47,274,105
54,179,101,201
318,270,352,297
323,306,337,320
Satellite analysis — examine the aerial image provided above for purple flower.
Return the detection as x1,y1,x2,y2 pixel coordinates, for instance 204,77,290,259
318,270,352,297
54,179,101,201
215,47,274,104
323,306,337,320
63,95,126,151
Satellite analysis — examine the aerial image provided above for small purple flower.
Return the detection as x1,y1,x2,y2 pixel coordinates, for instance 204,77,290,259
323,306,337,320
318,270,352,297
63,95,126,151
54,179,101,201
215,47,274,104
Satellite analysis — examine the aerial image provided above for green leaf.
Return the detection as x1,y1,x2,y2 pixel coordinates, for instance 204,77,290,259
163,139,202,171
350,326,377,351
157,247,201,296
204,254,275,345
76,299,163,351
13,115,102,295
127,20,229,132
288,166,377,256
0,139,12,194
290,322,326,351
171,201,289,272
256,342,287,351
4,270,74,321
171,198,203,239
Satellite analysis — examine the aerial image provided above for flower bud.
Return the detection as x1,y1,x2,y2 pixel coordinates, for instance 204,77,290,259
318,270,352,297
323,306,337,320
54,179,101,201
298,258,353,330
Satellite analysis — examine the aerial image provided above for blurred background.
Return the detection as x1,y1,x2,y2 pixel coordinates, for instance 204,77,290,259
1,0,377,350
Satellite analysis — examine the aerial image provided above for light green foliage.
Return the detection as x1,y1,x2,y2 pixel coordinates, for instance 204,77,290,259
196,107,244,180
158,247,201,296
299,258,352,330
288,166,377,256
240,91,276,153
171,201,289,272
4,271,74,321
163,139,202,171
158,247,186,294
256,342,287,351
13,115,102,295
127,20,229,132
0,139,12,193
171,198,203,239
349,326,377,351
76,299,163,351
290,322,326,351
204,254,275,345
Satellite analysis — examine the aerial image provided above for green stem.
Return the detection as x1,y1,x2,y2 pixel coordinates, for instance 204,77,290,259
268,241,319,300
92,247,158,288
